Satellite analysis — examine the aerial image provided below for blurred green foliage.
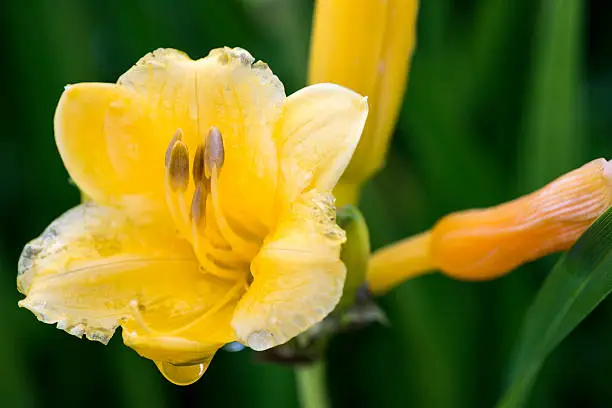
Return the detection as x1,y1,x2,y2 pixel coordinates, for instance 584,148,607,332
1,0,611,407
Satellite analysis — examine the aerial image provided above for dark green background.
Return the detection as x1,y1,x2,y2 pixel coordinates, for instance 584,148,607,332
1,0,611,407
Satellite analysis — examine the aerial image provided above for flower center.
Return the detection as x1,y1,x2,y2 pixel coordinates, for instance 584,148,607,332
163,127,259,282
121,127,263,368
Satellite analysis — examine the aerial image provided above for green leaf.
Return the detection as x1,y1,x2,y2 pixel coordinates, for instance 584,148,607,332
498,208,612,407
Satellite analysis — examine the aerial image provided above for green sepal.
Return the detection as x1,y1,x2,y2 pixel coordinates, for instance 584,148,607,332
336,205,371,312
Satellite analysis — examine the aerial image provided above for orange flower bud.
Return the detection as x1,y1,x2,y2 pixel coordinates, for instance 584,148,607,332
368,158,612,293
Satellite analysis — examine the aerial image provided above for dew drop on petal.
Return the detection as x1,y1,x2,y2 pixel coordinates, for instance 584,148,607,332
246,330,276,351
154,361,209,386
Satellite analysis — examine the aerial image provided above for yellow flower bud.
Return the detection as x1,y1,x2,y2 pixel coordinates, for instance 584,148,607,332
308,0,419,201
368,158,612,293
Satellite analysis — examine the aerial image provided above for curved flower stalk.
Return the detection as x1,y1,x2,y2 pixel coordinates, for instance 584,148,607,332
368,158,612,293
17,47,368,384
308,0,419,203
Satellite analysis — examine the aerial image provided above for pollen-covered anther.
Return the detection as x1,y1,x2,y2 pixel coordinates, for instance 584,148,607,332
204,127,225,178
192,144,205,185
164,130,192,238
165,128,184,168
190,183,207,228
167,138,190,192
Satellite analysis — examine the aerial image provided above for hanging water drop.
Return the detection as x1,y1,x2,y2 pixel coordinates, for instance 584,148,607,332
154,361,209,386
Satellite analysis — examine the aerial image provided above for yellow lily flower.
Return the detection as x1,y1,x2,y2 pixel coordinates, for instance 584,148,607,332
368,158,612,293
308,0,419,203
17,47,368,384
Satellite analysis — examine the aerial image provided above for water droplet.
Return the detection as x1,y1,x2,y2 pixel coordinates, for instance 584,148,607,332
247,330,276,351
154,361,209,386
223,341,246,352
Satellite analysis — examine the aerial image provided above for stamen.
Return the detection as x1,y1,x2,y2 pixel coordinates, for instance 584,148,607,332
188,134,246,279
190,183,207,229
164,130,192,239
165,129,183,168
197,127,259,260
195,244,245,280
202,237,248,267
190,184,245,280
192,144,205,185
175,126,261,281
204,127,225,179
167,141,190,192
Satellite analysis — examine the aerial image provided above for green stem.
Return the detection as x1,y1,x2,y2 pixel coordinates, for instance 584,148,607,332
295,361,331,408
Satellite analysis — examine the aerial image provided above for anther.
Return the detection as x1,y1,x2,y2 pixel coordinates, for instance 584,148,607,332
204,127,225,179
193,144,205,185
191,183,207,227
165,129,184,168
167,140,190,192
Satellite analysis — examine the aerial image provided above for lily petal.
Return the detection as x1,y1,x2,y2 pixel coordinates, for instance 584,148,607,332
18,202,238,363
275,83,368,206
231,191,346,350
54,82,165,209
